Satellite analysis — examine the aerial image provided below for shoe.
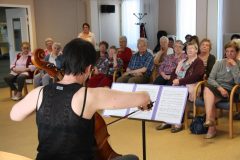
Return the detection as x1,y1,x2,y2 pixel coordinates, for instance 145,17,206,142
156,123,171,130
233,113,240,120
204,131,217,139
171,125,183,133
12,95,22,101
203,120,216,127
11,95,16,100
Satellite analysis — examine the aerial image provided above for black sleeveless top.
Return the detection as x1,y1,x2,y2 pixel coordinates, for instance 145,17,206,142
36,83,95,160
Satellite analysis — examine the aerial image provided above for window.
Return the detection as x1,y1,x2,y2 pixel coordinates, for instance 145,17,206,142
176,0,196,42
121,0,140,51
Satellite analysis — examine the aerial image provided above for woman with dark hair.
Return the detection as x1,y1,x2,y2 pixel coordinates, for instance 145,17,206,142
10,38,150,160
203,41,240,139
198,38,216,79
78,23,96,47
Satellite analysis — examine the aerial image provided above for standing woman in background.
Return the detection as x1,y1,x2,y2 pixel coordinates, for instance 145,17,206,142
78,23,96,48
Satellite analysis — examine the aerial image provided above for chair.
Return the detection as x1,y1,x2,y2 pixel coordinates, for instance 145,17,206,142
193,80,240,138
113,68,124,82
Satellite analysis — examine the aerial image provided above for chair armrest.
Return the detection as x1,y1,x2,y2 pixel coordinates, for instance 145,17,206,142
229,84,240,113
113,68,124,82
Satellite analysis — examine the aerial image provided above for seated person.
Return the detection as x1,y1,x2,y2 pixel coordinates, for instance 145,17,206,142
4,42,35,100
96,41,108,60
88,46,123,88
153,30,168,54
152,36,174,81
34,42,63,87
168,37,174,49
203,41,240,139
153,40,186,85
198,38,216,79
117,36,132,71
44,37,54,56
156,42,204,132
116,38,154,84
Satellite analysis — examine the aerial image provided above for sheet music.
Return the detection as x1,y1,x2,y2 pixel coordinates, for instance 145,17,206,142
154,86,188,124
102,83,135,117
128,84,161,120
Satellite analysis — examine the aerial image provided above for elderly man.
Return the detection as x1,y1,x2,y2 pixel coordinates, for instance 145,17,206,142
117,36,132,71
116,38,154,84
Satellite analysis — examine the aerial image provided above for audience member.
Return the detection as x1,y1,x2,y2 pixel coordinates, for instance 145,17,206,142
156,42,204,132
88,46,123,88
168,37,174,49
96,41,109,60
153,30,168,54
230,34,240,40
203,41,240,139
4,42,35,100
153,40,186,85
183,34,192,51
117,36,132,71
78,22,96,48
34,42,63,87
152,36,174,81
198,38,216,79
44,38,54,56
116,38,154,84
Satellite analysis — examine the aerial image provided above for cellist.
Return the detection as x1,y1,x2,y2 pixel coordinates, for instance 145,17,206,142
10,38,151,160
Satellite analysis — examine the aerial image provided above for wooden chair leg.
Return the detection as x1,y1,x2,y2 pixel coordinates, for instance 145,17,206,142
23,82,28,96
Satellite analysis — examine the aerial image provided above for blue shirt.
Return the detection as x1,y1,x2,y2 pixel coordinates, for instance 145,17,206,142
128,51,154,76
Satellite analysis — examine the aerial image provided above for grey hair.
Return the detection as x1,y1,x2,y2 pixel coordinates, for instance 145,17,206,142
160,36,169,43
52,42,61,49
119,36,127,42
137,38,148,46
175,40,184,48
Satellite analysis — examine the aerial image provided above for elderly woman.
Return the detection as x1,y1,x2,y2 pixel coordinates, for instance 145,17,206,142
156,42,204,132
117,36,132,71
152,36,174,81
96,41,108,60
116,38,154,84
203,41,240,139
78,23,96,48
198,39,216,79
4,42,35,100
88,46,123,88
33,42,63,87
44,37,54,56
153,40,186,85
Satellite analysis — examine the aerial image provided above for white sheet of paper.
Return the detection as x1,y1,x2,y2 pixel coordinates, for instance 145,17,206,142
128,84,160,120
155,86,188,124
102,83,135,117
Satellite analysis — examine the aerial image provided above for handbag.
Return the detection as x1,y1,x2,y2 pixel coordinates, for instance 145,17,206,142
190,115,208,134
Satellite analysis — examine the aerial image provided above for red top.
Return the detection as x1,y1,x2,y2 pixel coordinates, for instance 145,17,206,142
117,47,132,71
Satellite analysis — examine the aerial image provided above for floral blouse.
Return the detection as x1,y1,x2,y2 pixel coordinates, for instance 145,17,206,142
96,56,123,76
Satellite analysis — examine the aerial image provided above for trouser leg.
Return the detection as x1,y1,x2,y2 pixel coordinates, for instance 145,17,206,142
16,74,27,92
4,74,17,91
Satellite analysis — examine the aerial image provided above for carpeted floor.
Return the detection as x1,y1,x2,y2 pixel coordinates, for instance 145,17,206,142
1,85,240,160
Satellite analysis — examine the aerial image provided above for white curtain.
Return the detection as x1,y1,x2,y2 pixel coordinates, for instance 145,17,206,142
121,0,140,51
176,0,196,41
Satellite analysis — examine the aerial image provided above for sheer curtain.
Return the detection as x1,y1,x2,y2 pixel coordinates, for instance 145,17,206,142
121,0,140,51
176,0,196,41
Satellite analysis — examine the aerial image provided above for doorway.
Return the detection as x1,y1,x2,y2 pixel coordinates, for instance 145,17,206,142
0,6,31,87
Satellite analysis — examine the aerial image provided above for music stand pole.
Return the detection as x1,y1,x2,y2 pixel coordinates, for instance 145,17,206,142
142,120,146,160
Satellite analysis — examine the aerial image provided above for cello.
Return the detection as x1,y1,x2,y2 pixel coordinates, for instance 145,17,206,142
31,48,122,160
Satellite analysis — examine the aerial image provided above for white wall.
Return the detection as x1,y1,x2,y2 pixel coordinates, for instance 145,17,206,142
99,0,121,47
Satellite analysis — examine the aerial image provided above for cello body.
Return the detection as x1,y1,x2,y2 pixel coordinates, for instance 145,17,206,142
32,48,121,160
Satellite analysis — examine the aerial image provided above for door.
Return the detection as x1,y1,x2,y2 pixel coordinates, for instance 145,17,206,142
6,8,29,64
